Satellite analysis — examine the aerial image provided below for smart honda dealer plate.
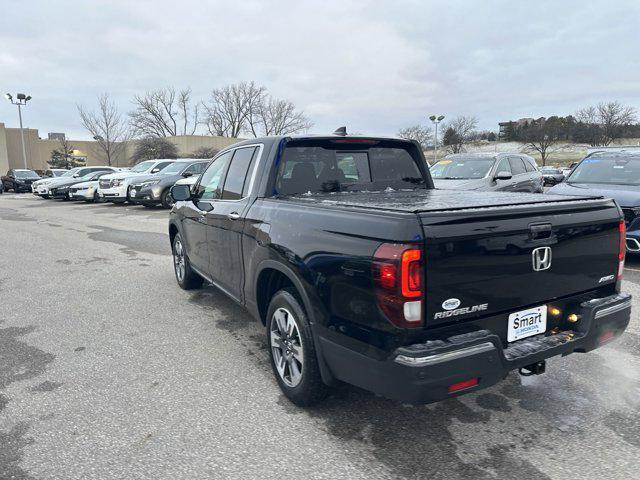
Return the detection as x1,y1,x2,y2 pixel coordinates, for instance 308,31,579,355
507,305,547,342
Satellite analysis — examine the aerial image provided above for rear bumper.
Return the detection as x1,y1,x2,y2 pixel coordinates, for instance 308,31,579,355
317,292,631,404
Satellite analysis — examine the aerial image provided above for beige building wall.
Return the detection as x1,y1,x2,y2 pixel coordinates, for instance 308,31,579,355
0,127,241,172
0,124,10,174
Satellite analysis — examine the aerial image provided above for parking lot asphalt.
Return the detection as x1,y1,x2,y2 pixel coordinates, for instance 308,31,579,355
1,193,639,480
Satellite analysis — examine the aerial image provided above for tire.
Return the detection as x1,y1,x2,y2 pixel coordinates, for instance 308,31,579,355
267,289,329,406
171,233,203,290
160,189,174,209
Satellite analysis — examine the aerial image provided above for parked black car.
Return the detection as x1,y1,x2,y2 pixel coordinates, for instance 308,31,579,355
548,151,640,252
540,166,565,185
129,159,209,208
431,153,543,192
168,134,630,407
1,169,41,192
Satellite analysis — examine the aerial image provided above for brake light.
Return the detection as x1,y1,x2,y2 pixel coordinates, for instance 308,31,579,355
618,220,626,279
373,243,424,328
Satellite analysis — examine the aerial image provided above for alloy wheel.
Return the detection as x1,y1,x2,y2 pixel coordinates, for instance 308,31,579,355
270,307,304,387
173,239,186,282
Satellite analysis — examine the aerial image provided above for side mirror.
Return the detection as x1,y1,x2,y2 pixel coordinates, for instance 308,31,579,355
171,184,192,202
494,171,512,181
73,174,80,178
151,168,161,173
182,171,193,178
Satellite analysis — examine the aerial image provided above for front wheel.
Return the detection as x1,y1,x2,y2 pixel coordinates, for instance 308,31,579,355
161,189,174,209
172,233,203,290
267,289,329,406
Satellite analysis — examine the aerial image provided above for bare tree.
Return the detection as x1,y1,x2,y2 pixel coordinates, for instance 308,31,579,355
575,101,637,146
253,97,313,136
442,116,478,153
129,87,200,137
522,120,559,166
203,81,266,137
77,94,130,166
397,124,432,151
598,101,636,145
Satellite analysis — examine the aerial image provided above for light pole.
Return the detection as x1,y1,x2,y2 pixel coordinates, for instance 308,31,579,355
5,93,32,169
429,114,445,164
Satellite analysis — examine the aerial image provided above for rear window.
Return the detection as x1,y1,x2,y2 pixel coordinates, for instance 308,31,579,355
275,139,424,195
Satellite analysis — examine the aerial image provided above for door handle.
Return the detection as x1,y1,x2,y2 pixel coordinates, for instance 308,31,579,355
228,212,240,220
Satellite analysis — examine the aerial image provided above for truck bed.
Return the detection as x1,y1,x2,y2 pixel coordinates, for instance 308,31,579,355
288,188,603,214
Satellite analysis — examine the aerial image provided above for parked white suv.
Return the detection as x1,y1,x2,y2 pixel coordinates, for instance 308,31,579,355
98,159,175,203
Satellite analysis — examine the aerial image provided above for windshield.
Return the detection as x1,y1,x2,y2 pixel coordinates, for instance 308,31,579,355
430,158,495,179
542,167,560,173
275,139,425,195
158,162,188,175
130,161,155,173
14,170,40,179
567,156,640,185
61,168,80,177
52,170,67,177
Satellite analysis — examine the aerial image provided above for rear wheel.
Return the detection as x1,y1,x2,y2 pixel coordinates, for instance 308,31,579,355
172,233,203,290
267,289,329,406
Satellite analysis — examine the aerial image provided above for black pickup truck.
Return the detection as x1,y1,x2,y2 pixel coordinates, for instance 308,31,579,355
168,134,631,406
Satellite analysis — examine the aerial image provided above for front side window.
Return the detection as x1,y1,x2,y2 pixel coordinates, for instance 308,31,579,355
431,157,495,180
196,152,232,200
495,158,511,174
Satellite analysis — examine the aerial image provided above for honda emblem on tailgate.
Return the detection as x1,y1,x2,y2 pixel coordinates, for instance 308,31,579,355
532,247,552,271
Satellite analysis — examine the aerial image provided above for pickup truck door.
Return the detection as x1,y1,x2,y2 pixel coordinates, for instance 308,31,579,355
180,152,232,275
204,145,260,301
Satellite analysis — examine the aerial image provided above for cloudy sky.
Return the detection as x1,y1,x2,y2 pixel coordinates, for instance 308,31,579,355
1,0,639,140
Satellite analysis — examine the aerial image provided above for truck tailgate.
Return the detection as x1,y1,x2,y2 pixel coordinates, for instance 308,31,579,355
420,198,621,327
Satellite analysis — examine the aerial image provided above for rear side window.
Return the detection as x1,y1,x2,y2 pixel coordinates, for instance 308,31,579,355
509,157,527,175
523,157,537,172
276,139,423,196
222,147,257,200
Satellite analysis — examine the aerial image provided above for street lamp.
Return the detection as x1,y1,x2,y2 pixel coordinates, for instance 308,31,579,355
429,114,445,163
5,93,32,169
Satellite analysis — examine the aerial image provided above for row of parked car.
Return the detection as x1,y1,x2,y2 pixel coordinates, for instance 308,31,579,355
427,149,640,252
2,148,640,253
1,158,209,208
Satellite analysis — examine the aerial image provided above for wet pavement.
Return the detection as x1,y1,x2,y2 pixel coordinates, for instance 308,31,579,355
1,193,639,480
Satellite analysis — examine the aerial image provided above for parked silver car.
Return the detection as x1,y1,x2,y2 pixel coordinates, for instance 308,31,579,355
431,153,543,193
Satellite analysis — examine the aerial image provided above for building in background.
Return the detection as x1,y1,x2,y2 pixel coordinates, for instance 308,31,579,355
0,123,240,173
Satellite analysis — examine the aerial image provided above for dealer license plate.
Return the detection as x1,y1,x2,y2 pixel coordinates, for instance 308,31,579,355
507,305,547,342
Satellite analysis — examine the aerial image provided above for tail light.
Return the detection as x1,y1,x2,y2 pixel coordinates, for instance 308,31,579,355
618,220,626,280
373,243,424,328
